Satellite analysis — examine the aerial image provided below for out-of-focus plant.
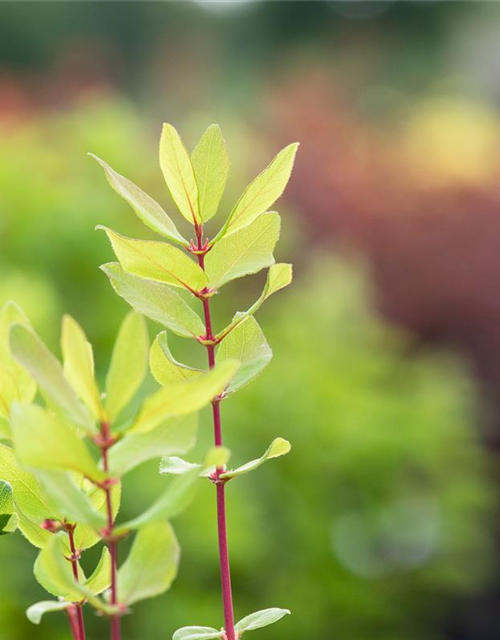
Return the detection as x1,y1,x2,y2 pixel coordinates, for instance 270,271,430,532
93,123,298,640
0,301,237,640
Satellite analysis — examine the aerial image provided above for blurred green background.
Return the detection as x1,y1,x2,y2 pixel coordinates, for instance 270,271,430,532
1,2,500,639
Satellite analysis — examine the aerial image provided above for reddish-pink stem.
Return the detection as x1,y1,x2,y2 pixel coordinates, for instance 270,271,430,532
100,423,121,640
196,230,237,640
67,605,81,640
67,526,86,640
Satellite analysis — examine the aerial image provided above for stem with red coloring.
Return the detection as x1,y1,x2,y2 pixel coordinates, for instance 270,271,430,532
67,525,86,640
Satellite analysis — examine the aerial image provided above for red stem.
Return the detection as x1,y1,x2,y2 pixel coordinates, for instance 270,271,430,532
196,235,237,640
100,423,121,640
67,527,86,640
67,605,81,640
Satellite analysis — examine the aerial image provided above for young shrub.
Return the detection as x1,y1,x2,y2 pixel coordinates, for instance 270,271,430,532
93,124,298,640
0,303,234,640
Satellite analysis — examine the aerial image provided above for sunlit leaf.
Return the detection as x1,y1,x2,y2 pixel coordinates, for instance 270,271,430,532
106,312,149,423
130,360,239,434
234,608,291,633
10,403,104,483
108,414,198,476
98,227,207,293
206,213,280,289
101,263,205,339
9,324,93,431
0,480,18,534
115,470,198,534
160,447,230,477
173,627,225,640
90,154,187,245
26,600,71,625
118,522,180,605
84,547,111,595
160,123,200,225
61,315,104,421
150,332,202,387
213,142,298,242
73,481,121,551
191,124,229,222
16,509,52,548
217,264,293,341
221,438,291,479
217,317,272,393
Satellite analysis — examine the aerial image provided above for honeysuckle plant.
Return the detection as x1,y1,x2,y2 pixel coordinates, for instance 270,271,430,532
0,300,235,640
93,123,298,640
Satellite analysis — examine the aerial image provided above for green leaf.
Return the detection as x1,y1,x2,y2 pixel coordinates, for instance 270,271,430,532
0,480,18,534
84,547,111,595
191,124,229,222
9,324,93,431
35,470,106,529
173,627,225,640
159,457,201,476
118,522,180,605
101,263,205,339
150,332,202,386
130,360,239,435
217,264,293,341
73,481,121,551
217,317,272,393
106,312,149,423
16,509,52,548
98,227,207,293
90,154,187,245
160,123,200,225
160,447,231,477
61,315,104,421
0,443,55,519
213,142,298,243
115,470,198,534
26,600,71,624
108,414,198,476
235,608,291,633
10,403,104,483
206,213,280,289
221,438,291,480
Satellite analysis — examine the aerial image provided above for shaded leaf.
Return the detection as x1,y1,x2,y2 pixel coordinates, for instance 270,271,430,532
106,312,149,422
213,142,298,242
109,414,198,476
9,324,93,431
26,600,70,625
160,123,200,224
98,227,207,293
217,317,272,393
118,522,179,605
101,263,205,339
191,124,229,222
206,213,280,289
235,608,291,633
173,627,225,640
90,154,187,245
61,315,104,420
10,404,104,483
150,332,202,387
221,438,291,479
130,360,239,434
217,264,293,341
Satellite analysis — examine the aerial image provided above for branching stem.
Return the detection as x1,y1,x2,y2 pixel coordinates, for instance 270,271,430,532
195,228,237,640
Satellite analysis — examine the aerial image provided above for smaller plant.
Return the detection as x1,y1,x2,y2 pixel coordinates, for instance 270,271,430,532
0,301,234,640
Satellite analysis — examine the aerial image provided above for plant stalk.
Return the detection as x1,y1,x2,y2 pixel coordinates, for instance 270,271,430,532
67,605,82,640
196,233,237,640
100,422,121,640
67,526,86,640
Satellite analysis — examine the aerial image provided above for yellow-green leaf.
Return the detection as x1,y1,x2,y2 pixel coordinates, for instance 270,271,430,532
130,360,239,435
191,124,229,222
206,213,280,289
150,332,202,387
160,123,200,225
0,480,18,535
213,142,298,242
101,263,205,339
10,404,104,483
106,312,149,423
90,154,187,245
220,437,291,479
118,522,180,605
61,315,104,421
27,600,71,624
98,227,207,293
84,547,111,595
